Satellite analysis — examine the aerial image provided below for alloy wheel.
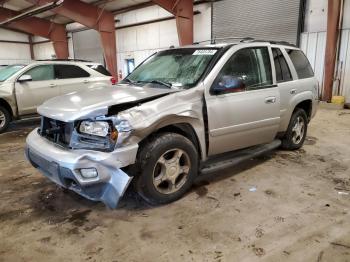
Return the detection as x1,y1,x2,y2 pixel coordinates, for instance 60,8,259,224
152,148,191,194
0,111,5,129
291,116,305,144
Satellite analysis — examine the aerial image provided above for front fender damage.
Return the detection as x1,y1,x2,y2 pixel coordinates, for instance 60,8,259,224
115,87,206,159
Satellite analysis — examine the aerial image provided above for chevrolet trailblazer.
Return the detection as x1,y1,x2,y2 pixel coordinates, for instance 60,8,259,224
25,39,318,208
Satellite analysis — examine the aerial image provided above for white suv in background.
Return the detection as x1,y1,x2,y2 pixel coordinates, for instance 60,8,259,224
0,60,116,133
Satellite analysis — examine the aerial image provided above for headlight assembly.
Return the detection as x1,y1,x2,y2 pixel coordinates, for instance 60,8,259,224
79,121,110,137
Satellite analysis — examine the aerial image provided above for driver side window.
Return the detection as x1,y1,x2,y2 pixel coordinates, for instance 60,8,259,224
24,65,55,81
212,47,272,94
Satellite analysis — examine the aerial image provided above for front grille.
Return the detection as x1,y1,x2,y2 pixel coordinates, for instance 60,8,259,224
38,117,115,152
39,117,74,147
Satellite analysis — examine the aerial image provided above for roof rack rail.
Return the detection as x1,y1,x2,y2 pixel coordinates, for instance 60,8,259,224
193,37,253,45
193,37,296,47
35,59,93,62
251,39,296,47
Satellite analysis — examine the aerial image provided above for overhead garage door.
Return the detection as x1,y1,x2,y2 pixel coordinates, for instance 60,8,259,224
212,0,304,45
72,30,104,64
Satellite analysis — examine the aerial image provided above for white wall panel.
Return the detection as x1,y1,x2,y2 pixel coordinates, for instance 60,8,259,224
313,32,326,89
116,3,211,78
158,20,179,48
0,28,29,42
300,32,326,88
33,42,56,60
136,24,160,50
0,43,31,65
343,0,350,29
304,0,327,32
301,30,350,103
305,33,318,68
0,29,31,64
304,0,350,31
338,30,350,102
116,6,172,26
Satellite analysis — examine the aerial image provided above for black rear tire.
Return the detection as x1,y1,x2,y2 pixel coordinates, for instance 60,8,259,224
0,106,11,134
281,108,308,150
134,133,198,205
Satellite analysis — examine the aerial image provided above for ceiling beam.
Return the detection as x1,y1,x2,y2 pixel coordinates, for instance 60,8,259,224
0,6,69,58
153,0,193,45
0,1,63,26
25,0,118,77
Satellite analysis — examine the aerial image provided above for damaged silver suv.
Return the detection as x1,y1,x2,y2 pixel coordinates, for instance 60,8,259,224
25,40,318,208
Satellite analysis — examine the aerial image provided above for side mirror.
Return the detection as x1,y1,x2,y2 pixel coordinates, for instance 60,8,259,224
212,75,246,95
18,75,32,82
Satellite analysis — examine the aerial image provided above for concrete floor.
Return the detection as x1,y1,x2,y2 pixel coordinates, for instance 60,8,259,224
0,108,350,262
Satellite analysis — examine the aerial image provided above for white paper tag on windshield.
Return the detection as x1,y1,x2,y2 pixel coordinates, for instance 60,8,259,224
193,49,217,56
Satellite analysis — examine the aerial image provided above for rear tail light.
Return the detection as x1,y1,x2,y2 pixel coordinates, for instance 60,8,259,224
110,77,117,85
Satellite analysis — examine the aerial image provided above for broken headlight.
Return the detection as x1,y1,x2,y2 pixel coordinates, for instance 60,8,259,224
79,121,110,137
115,119,132,132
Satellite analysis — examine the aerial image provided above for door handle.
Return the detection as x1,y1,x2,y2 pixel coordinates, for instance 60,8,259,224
290,89,297,95
49,83,57,88
83,80,89,84
265,96,276,104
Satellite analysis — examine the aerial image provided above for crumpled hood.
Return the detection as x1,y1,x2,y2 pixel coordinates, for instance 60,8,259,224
37,84,175,122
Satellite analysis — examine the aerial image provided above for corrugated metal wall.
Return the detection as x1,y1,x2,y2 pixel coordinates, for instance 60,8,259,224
72,30,104,65
301,30,350,103
212,0,302,44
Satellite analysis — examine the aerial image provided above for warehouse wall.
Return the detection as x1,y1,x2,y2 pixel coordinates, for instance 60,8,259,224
115,3,211,78
212,0,302,45
32,34,74,60
0,28,31,65
67,3,211,78
301,0,350,103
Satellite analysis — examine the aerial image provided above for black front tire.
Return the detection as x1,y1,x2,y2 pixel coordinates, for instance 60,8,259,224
134,133,198,205
0,106,11,134
281,108,308,150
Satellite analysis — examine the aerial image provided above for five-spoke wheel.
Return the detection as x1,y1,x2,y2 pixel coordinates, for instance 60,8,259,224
153,149,191,195
0,106,10,133
282,108,308,150
134,133,198,205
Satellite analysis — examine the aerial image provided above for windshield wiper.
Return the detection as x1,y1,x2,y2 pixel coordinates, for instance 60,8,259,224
123,78,136,84
147,80,172,88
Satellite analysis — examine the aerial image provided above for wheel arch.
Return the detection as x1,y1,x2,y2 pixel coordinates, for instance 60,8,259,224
0,98,13,120
137,122,203,161
294,99,312,121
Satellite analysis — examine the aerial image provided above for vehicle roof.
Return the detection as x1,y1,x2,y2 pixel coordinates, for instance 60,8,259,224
31,60,103,65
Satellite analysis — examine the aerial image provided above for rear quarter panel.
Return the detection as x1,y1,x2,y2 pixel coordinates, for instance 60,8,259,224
278,47,318,132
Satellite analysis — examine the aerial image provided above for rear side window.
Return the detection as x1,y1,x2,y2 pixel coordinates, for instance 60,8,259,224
272,48,292,83
87,64,111,76
286,49,314,79
55,65,90,79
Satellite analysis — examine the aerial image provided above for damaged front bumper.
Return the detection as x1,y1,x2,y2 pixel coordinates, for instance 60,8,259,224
25,128,138,208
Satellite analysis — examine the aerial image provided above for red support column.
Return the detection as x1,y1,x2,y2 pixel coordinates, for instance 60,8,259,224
27,0,117,77
0,7,68,59
28,35,35,60
152,0,193,46
322,0,342,102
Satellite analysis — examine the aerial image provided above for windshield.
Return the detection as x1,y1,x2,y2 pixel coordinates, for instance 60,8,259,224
125,48,220,88
0,65,25,81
